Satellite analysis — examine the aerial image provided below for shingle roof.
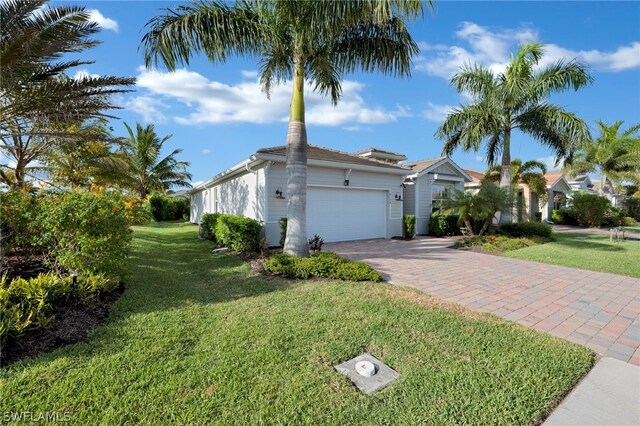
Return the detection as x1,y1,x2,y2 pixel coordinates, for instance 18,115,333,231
401,156,447,173
256,145,410,170
462,168,485,183
352,147,407,158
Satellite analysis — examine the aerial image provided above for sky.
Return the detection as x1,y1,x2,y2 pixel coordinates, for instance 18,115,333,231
63,0,640,186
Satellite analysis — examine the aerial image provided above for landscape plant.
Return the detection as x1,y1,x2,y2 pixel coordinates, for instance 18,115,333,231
499,222,553,238
148,194,189,221
403,214,416,239
214,214,263,253
443,183,513,236
142,0,430,256
571,192,611,227
437,43,591,222
200,213,220,242
428,213,463,237
264,252,382,282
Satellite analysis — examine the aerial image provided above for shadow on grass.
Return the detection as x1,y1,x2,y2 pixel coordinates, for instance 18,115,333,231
550,233,630,252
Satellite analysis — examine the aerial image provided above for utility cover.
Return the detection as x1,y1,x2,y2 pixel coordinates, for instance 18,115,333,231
334,353,399,394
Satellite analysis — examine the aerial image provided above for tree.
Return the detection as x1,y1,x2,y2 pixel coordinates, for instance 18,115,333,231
443,183,514,236
142,0,428,257
568,121,640,192
436,43,591,223
0,0,134,188
116,123,192,199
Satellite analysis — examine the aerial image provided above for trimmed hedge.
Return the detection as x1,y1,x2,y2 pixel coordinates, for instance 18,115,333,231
428,214,462,237
551,209,579,226
623,198,640,221
148,194,189,221
622,216,637,226
214,214,262,253
201,213,220,241
263,252,382,282
403,214,416,239
499,222,553,238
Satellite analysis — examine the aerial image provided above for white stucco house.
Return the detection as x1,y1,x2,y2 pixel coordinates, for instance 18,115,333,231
189,145,470,244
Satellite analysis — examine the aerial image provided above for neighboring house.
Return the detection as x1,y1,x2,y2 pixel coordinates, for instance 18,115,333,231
167,189,190,199
189,145,470,244
402,157,472,235
461,168,485,193
539,173,572,221
189,145,410,244
567,174,594,192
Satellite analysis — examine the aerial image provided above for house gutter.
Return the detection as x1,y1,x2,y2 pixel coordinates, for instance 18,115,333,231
254,153,411,176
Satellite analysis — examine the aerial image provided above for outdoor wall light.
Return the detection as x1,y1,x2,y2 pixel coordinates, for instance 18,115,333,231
344,179,350,186
395,193,402,201
275,187,285,199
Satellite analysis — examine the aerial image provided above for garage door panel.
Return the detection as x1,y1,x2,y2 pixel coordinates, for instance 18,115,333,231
307,187,386,242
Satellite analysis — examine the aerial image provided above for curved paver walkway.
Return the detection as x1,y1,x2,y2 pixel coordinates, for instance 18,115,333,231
326,237,640,365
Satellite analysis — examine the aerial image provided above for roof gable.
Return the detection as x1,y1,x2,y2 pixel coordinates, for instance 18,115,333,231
403,157,472,181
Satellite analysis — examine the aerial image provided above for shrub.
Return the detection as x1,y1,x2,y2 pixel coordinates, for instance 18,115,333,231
622,216,637,227
215,214,263,253
572,192,611,227
499,222,552,238
279,217,287,247
201,213,220,242
308,234,324,253
34,190,136,281
428,214,462,237
0,188,42,259
455,235,550,253
622,198,640,221
263,252,382,282
534,212,542,223
0,272,112,341
601,208,622,227
403,214,416,239
148,194,189,221
551,208,579,226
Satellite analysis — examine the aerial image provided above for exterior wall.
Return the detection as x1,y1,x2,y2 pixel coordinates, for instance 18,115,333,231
403,183,416,215
415,174,465,235
263,162,405,245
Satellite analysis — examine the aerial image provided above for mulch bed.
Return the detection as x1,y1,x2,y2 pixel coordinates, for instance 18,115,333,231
1,284,125,368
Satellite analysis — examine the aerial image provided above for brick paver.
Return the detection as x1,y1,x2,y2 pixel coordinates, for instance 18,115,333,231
327,237,640,365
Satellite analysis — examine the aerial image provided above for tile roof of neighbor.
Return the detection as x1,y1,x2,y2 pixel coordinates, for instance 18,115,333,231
544,173,564,186
462,168,485,183
256,145,411,170
401,156,447,173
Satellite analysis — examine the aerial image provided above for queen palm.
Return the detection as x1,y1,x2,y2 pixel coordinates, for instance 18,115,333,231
437,43,591,222
569,120,640,191
142,0,428,257
116,123,192,199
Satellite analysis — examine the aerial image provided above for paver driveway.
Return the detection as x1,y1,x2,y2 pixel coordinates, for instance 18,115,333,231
327,237,640,365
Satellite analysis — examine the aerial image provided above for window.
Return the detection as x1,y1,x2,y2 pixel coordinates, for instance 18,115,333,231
431,184,452,214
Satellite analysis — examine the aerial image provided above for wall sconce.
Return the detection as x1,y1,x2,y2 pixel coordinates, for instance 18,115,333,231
275,187,285,199
344,179,350,186
395,193,402,201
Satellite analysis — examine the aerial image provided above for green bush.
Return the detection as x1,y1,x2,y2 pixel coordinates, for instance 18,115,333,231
0,189,42,257
263,252,382,282
279,217,287,247
0,272,113,340
403,214,416,239
428,214,462,237
215,214,263,253
601,208,622,227
551,208,579,226
455,235,550,253
499,222,552,238
201,213,220,242
148,194,189,221
572,192,611,227
622,216,637,227
622,198,640,221
534,212,542,223
308,234,324,253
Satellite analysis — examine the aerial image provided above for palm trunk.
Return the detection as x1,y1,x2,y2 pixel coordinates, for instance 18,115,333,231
283,51,310,257
499,130,512,223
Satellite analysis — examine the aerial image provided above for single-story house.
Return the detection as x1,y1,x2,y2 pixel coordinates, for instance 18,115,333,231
567,174,594,192
402,157,472,235
189,145,470,244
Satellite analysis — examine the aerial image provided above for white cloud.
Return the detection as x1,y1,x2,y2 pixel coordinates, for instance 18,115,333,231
475,155,485,162
201,148,211,154
124,95,168,123
422,102,454,122
240,70,259,79
416,21,640,79
343,125,372,132
133,67,410,127
73,69,100,80
88,10,119,32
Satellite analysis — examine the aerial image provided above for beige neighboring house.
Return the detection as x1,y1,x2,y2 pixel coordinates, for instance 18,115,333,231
462,169,572,222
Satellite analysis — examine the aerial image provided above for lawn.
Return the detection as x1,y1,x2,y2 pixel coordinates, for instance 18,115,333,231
1,223,593,425
505,232,640,278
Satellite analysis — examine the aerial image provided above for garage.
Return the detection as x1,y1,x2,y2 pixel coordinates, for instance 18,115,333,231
307,187,387,242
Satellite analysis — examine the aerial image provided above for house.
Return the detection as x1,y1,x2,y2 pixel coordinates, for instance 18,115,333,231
567,174,594,192
539,173,573,221
402,157,472,235
189,145,470,244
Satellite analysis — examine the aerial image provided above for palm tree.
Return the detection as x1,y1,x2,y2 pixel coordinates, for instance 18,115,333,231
484,158,548,202
443,183,513,236
568,121,640,191
0,0,134,188
436,43,592,223
141,0,428,257
116,123,192,199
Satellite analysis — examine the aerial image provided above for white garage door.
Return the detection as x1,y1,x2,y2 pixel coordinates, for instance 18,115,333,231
307,187,387,242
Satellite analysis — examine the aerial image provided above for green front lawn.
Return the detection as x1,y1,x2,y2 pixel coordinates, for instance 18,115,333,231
1,223,592,424
505,232,640,278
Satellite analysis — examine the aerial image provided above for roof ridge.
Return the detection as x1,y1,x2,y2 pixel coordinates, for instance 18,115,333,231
401,155,447,165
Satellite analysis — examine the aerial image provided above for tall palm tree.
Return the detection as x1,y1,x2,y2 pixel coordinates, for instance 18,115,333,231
142,0,428,257
484,158,548,201
0,0,134,188
116,123,192,199
436,43,592,222
568,120,640,191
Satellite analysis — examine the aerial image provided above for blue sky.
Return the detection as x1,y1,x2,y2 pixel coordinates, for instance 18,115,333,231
71,1,640,185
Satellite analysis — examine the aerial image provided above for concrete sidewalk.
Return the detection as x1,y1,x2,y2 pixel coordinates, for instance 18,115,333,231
544,357,640,425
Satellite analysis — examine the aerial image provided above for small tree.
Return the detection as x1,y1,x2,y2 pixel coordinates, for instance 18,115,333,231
444,183,513,236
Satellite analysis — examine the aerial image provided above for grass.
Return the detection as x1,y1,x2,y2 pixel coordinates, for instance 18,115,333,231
624,223,640,232
1,223,593,424
505,232,640,278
